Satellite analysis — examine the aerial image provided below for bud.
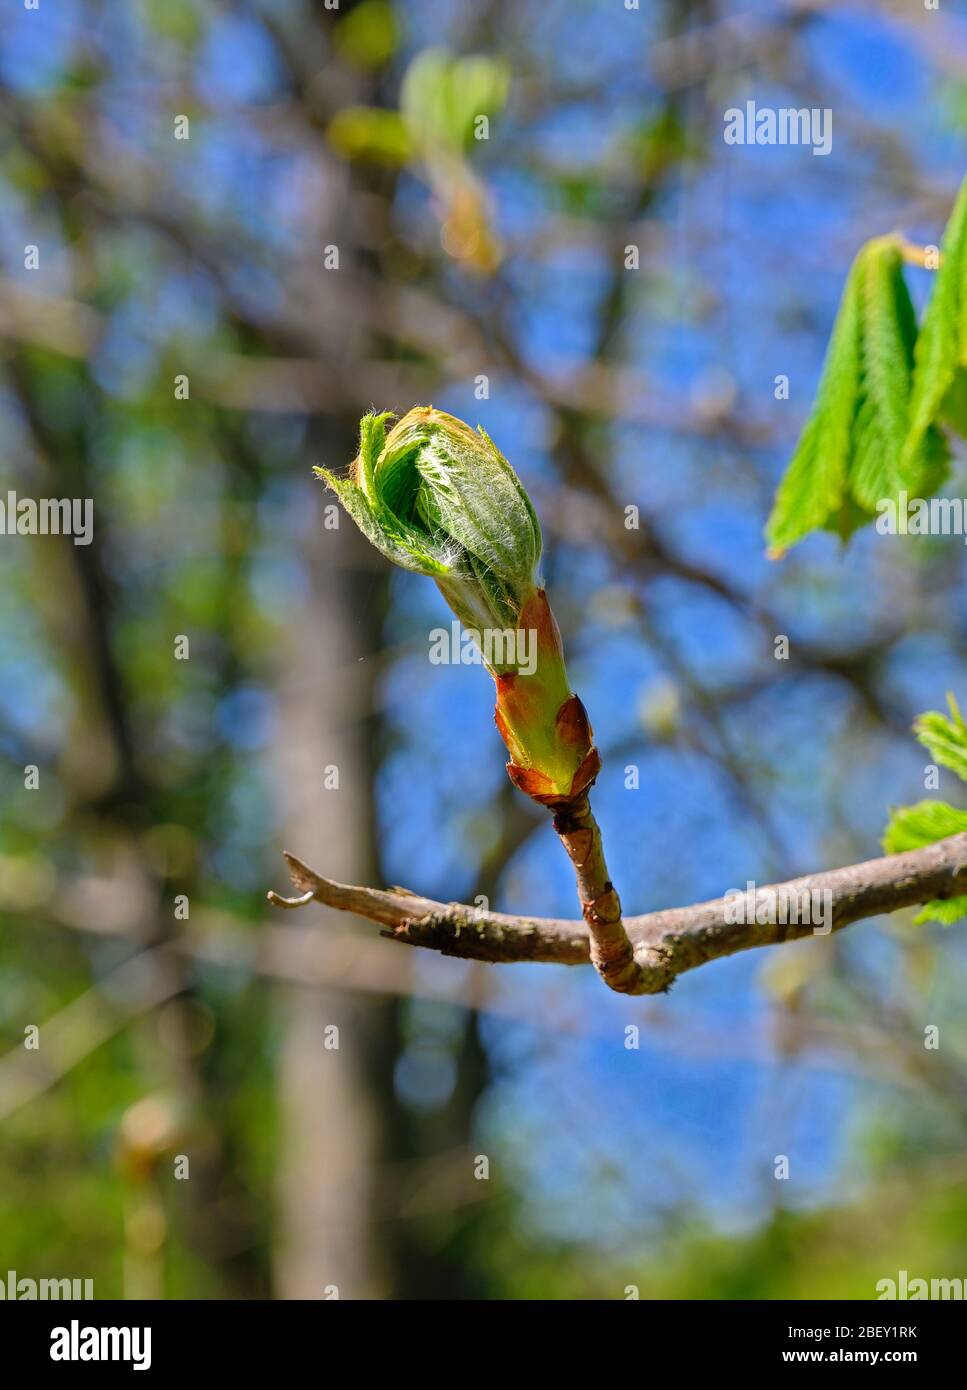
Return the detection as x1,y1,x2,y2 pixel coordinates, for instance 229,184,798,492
317,407,600,804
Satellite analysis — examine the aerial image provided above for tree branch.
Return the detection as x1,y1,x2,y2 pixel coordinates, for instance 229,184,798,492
549,793,643,993
268,834,967,996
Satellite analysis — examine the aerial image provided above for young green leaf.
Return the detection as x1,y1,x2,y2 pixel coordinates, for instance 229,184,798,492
399,48,509,158
940,367,967,438
881,694,967,927
913,896,967,927
883,798,967,853
914,693,967,783
905,175,967,460
764,254,860,553
882,799,967,925
849,238,947,507
766,235,948,555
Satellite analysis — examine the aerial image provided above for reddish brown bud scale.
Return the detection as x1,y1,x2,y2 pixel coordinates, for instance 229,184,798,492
491,588,600,806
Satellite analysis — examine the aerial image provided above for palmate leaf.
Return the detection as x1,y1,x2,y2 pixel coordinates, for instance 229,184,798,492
940,368,967,437
914,693,967,783
914,897,967,926
399,48,509,158
882,800,967,926
766,236,949,555
764,253,860,553
327,48,509,169
881,694,967,927
905,175,967,459
850,238,948,508
883,798,967,853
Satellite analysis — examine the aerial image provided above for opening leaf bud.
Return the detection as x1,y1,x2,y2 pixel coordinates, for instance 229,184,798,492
317,407,600,804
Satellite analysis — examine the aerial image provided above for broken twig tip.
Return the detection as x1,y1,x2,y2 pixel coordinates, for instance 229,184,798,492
267,888,316,910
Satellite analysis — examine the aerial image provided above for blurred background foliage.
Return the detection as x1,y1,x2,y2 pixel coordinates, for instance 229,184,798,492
0,0,966,1299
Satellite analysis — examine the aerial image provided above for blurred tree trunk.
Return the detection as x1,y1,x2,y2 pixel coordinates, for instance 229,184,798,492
267,0,499,1295
269,416,493,1300
271,426,395,1299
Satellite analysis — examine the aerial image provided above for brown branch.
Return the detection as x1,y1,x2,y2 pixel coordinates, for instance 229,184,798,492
550,793,642,993
268,833,967,996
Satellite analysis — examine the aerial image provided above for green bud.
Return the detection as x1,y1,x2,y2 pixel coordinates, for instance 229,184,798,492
318,407,599,805
315,406,541,637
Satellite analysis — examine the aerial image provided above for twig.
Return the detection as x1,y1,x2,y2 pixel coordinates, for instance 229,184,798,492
550,793,642,993
268,833,967,996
